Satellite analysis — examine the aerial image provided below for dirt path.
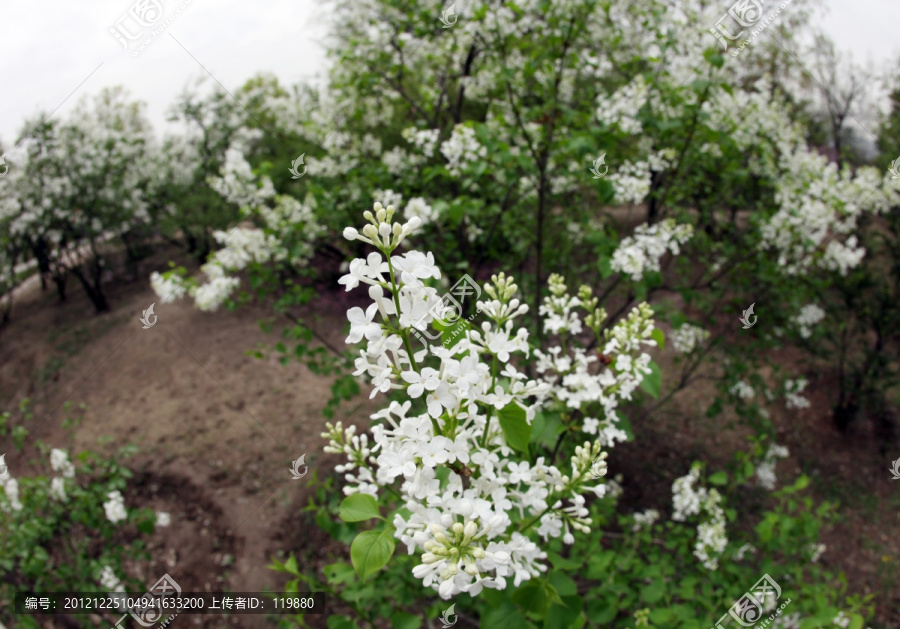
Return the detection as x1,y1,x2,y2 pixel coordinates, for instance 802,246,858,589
0,248,374,628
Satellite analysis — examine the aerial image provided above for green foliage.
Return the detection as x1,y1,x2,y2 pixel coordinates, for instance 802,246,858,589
0,443,160,629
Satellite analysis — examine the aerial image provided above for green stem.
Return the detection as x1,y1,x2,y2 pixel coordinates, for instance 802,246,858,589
480,354,499,447
385,250,419,373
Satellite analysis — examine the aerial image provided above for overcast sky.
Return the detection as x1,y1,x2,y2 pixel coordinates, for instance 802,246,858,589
1,0,899,148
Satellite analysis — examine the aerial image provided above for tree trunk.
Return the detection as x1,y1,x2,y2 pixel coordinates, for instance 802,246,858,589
71,264,110,312
53,271,68,302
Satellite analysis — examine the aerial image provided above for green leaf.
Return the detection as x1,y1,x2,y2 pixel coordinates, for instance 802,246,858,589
597,256,613,279
651,328,665,350
531,411,565,448
511,580,559,616
339,494,382,522
548,571,577,597
545,595,583,629
350,528,395,582
327,615,361,629
323,562,356,585
703,48,725,68
498,402,531,454
546,551,583,571
480,599,528,629
708,471,728,486
640,580,665,603
640,360,662,399
847,613,864,629
138,518,155,534
649,608,673,623
390,611,422,629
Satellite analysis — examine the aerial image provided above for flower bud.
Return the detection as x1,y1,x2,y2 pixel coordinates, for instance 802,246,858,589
362,224,379,241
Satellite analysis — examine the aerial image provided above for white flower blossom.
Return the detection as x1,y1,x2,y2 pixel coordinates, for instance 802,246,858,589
671,324,710,354
785,378,811,410
50,477,67,502
440,125,487,177
103,490,127,524
50,448,75,478
793,304,825,339
610,220,693,282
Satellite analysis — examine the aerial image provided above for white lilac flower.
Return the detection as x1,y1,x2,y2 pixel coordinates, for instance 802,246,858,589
150,271,188,304
774,613,802,629
402,127,440,158
207,146,275,211
50,477,67,502
373,189,403,211
404,198,438,226
672,467,728,570
734,543,756,561
99,566,125,593
440,125,487,177
832,612,850,628
3,478,22,512
756,444,789,491
672,466,707,521
671,324,710,354
632,509,660,532
156,512,171,527
730,380,755,400
321,204,661,598
793,304,825,339
50,448,75,478
785,378,810,410
103,490,127,524
596,76,648,135
809,543,826,563
611,220,694,282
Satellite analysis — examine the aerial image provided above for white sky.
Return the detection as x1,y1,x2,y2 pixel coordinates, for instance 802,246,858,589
1,0,899,148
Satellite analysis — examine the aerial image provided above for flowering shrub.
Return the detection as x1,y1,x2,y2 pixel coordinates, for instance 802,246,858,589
0,443,165,628
269,204,877,627
319,202,655,597
0,88,156,312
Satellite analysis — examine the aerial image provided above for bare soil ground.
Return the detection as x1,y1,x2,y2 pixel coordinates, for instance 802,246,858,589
0,247,377,628
1,244,898,627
